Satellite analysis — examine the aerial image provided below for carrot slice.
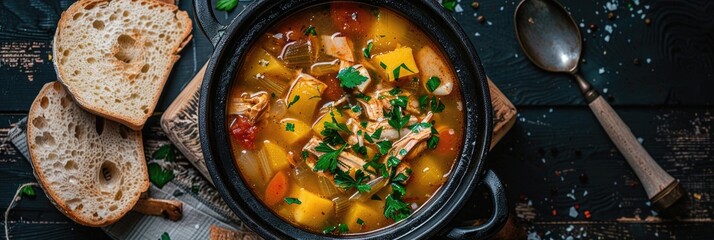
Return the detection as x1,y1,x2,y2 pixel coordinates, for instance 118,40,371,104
434,128,459,155
264,171,290,206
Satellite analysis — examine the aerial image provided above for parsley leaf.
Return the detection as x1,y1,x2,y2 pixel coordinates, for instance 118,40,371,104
410,122,433,133
389,88,403,96
372,127,383,139
338,223,349,233
148,163,174,188
428,135,440,149
363,41,374,58
376,140,392,155
387,107,410,135
387,155,401,168
356,93,372,101
418,95,429,111
288,95,300,109
216,0,238,12
337,66,368,89
335,169,372,193
357,218,365,225
426,76,441,93
20,185,36,197
323,225,337,234
153,144,175,162
285,197,302,205
380,62,387,69
392,173,409,183
313,143,347,173
351,105,362,113
442,0,457,11
430,96,446,113
392,63,414,80
304,25,317,36
391,182,406,195
160,232,171,240
301,150,309,160
389,96,409,109
285,123,295,132
352,144,368,156
384,194,411,221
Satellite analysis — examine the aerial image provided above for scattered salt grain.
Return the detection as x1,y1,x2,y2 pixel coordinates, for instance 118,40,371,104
583,190,588,197
567,193,576,200
638,137,644,143
474,32,481,37
569,207,579,218
598,68,605,74
604,35,610,42
566,225,575,232
603,88,609,93
646,58,652,64
605,25,613,33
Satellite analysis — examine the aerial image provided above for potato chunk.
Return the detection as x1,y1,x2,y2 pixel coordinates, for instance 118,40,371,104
262,141,291,173
243,48,294,81
293,188,335,229
285,74,328,120
404,155,447,202
343,202,389,232
278,118,312,145
372,47,420,81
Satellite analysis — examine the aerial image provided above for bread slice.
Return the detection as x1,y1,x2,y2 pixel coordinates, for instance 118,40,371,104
27,82,149,227
53,0,192,130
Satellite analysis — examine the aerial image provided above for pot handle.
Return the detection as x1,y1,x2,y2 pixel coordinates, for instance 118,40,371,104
193,0,227,46
446,170,508,239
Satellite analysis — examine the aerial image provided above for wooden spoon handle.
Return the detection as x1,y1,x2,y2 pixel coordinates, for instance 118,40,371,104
588,95,683,209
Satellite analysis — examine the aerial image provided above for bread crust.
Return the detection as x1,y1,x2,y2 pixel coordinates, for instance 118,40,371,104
53,0,193,130
27,82,149,227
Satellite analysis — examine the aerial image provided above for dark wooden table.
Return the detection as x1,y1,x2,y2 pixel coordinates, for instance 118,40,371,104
2,0,713,239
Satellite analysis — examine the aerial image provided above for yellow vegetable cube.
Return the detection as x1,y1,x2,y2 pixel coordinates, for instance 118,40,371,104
312,109,347,136
278,118,312,146
404,155,447,202
286,75,327,120
372,47,420,81
293,188,335,229
242,48,294,81
343,202,389,232
262,141,291,173
368,13,410,53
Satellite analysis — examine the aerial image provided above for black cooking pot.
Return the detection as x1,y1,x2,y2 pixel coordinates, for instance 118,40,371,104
196,0,507,239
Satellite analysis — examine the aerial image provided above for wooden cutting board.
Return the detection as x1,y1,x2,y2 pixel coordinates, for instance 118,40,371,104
160,63,517,182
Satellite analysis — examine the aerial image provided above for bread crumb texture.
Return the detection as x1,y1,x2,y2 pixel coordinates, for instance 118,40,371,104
54,0,192,128
28,82,149,227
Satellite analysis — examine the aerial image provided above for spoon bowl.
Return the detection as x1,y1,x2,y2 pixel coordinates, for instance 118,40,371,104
514,0,582,73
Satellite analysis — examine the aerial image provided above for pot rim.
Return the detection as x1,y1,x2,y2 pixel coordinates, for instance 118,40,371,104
198,0,493,239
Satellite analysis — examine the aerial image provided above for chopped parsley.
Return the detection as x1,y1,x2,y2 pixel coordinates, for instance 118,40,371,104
430,96,446,113
410,122,433,133
357,218,365,225
285,123,295,132
313,143,347,173
360,121,368,128
426,76,441,93
387,107,410,135
418,95,429,111
338,223,349,233
442,0,457,11
387,155,401,168
355,93,372,101
337,66,368,89
389,96,409,109
389,88,403,96
399,149,408,156
287,95,300,109
334,169,371,193
392,63,414,80
321,112,350,145
384,194,411,221
379,62,387,69
284,197,302,205
323,225,337,234
391,182,406,195
153,144,175,162
301,150,309,160
376,140,392,155
160,232,171,240
148,163,174,189
363,41,374,58
216,0,238,12
428,135,440,149
352,144,368,156
304,25,317,36
351,105,362,113
20,185,36,197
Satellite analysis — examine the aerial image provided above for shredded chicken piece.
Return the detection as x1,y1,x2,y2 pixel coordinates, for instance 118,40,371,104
227,91,270,123
386,112,434,162
356,98,384,121
374,88,420,114
302,137,371,174
365,116,419,141
317,96,349,117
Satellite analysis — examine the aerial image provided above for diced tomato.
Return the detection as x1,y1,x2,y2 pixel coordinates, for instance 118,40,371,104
230,115,259,150
330,3,374,36
322,75,345,101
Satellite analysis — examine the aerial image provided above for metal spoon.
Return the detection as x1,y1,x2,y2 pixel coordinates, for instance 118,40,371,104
514,0,683,209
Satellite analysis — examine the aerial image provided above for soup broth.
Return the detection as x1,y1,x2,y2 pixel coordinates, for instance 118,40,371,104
227,2,464,235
